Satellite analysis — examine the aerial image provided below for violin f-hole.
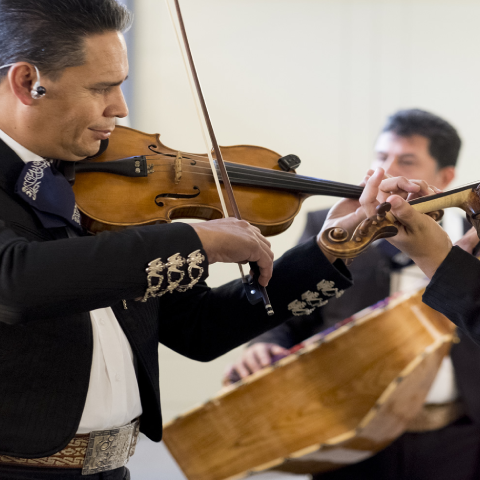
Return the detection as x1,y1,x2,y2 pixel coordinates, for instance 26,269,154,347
155,186,201,207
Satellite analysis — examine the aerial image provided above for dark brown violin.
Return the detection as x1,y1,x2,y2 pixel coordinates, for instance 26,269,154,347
72,125,363,236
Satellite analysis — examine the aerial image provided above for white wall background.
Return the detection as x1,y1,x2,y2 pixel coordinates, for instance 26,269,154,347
126,1,480,477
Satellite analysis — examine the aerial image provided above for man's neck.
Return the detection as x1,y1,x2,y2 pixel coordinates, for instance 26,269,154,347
0,128,42,164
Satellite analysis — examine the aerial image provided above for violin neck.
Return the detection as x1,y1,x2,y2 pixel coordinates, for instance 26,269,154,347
222,162,364,199
409,181,480,213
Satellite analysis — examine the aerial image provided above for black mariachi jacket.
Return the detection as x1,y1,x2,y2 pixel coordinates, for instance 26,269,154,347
0,140,353,458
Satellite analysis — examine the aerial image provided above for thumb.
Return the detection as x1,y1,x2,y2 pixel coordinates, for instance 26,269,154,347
387,195,418,227
270,344,289,355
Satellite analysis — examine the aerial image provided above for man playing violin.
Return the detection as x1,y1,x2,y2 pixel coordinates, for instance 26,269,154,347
228,109,480,480
0,1,428,479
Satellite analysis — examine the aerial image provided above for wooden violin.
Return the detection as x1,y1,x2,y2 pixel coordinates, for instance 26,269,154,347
318,181,480,259
71,125,363,236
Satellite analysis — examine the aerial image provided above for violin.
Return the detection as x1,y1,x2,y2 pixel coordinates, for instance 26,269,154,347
318,181,480,259
72,125,363,236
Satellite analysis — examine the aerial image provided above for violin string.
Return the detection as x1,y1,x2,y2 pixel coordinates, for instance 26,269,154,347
146,151,360,188
144,155,363,196
147,163,362,193
146,165,362,197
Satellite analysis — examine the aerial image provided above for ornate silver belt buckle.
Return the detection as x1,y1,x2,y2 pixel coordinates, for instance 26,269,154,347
82,419,140,475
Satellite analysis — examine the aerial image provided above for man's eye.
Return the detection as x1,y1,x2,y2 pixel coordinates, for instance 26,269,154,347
92,87,112,94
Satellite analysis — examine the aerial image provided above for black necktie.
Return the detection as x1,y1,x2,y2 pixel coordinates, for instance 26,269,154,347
14,159,83,233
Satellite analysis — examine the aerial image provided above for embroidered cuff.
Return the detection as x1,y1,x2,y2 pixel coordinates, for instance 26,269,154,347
287,279,345,316
142,249,206,302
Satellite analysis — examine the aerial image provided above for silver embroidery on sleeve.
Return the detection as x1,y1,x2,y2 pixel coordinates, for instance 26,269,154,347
317,279,344,298
177,250,205,292
288,280,344,316
72,204,81,225
164,253,186,293
21,160,50,201
302,290,328,308
287,299,315,316
142,249,205,301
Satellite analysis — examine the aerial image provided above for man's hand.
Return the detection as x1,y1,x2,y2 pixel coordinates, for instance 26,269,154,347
349,170,451,278
190,218,274,286
361,168,435,217
380,193,452,278
222,342,289,385
318,168,426,262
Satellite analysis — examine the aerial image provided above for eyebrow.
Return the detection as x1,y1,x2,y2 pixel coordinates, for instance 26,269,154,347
90,75,129,88
376,152,417,158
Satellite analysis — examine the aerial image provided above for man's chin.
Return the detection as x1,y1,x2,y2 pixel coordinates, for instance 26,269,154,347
69,140,103,161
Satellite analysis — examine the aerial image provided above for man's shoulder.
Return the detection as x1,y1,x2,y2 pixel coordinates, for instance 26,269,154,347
304,208,330,232
297,208,330,245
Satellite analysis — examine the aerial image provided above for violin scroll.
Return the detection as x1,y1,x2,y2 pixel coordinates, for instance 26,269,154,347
319,203,398,260
464,184,480,236
319,201,446,260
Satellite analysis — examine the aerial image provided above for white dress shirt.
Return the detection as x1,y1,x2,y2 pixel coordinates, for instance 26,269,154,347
0,129,142,433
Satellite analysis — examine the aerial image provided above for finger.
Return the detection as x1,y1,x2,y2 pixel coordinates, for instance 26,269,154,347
360,169,375,187
252,228,272,250
233,360,252,379
270,344,289,356
249,242,274,287
250,224,272,249
255,345,275,368
243,349,264,374
222,365,235,385
359,168,385,216
387,194,421,228
379,176,421,197
404,179,434,201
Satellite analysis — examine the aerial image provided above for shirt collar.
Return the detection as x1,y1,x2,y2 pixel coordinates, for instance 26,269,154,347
0,129,43,165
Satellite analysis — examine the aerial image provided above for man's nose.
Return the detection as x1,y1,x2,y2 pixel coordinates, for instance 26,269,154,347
383,157,400,177
105,87,129,119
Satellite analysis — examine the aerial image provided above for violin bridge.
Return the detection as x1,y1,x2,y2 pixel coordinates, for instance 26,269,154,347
148,164,155,174
174,152,183,184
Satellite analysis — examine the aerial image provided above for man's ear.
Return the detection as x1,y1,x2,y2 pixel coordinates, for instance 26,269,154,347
8,63,37,106
438,166,455,189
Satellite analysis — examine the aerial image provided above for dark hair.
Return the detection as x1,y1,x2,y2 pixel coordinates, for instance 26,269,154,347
381,108,461,168
0,0,132,80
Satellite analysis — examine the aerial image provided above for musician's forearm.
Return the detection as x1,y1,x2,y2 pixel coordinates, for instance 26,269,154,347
407,244,452,279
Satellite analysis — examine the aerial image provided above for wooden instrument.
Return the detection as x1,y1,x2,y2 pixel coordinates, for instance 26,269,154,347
319,181,480,259
162,290,455,480
72,126,363,236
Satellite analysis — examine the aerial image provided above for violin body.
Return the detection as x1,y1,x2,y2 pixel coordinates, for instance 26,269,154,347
73,126,306,236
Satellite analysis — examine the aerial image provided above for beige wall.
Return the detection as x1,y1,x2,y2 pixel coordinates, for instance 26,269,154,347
131,0,480,422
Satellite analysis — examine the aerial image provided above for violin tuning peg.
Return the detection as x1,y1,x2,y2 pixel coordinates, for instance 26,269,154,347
278,154,301,172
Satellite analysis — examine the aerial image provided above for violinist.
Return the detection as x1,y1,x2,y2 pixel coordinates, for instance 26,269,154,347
0,1,419,479
228,110,480,480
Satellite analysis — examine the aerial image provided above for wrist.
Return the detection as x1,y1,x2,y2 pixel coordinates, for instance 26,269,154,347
412,244,452,279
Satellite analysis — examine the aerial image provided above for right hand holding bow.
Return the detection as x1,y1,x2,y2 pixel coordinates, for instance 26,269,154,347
191,218,274,286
